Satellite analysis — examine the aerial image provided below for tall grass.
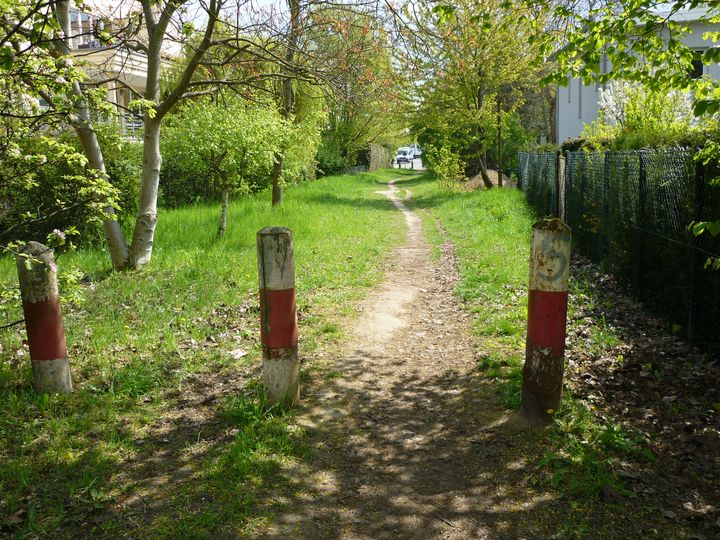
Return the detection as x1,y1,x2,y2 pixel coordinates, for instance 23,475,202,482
0,170,404,538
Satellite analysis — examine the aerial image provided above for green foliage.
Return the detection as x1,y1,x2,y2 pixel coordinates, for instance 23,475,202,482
412,0,547,177
315,12,409,176
539,399,654,501
0,126,138,248
161,96,283,206
282,85,326,185
429,145,467,189
0,0,120,252
582,81,700,150
316,140,349,176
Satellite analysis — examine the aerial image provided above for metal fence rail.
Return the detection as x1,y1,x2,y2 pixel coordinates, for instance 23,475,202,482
518,148,720,354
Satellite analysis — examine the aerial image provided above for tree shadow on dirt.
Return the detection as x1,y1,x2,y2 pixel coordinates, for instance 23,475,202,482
256,348,574,539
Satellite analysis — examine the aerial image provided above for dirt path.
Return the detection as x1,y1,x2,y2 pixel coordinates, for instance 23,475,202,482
260,181,541,539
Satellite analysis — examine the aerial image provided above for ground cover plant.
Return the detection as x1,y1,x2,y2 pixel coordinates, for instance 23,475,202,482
397,173,715,538
0,170,404,538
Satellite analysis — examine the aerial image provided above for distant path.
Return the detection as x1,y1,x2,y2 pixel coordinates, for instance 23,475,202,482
258,178,542,539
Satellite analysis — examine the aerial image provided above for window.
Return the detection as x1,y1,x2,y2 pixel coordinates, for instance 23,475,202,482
689,50,705,80
69,10,101,49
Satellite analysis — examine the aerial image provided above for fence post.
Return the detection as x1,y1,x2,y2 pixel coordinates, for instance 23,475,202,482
521,218,572,424
555,150,565,220
15,242,73,393
602,149,611,261
257,227,299,407
687,157,705,344
635,150,648,297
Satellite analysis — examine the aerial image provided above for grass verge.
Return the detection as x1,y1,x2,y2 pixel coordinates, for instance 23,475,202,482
398,173,677,538
0,170,405,538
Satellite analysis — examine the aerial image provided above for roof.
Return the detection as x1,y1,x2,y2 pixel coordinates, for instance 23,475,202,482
656,7,711,23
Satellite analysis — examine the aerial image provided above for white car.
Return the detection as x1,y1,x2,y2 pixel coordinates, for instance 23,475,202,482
396,148,413,163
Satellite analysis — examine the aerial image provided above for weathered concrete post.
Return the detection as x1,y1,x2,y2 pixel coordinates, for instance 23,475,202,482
257,227,299,407
521,218,571,423
16,242,73,393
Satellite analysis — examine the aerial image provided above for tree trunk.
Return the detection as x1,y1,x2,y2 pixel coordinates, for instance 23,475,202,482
270,0,300,207
496,98,502,188
54,0,129,269
75,118,130,268
128,118,161,268
271,155,284,205
478,158,494,189
218,187,229,236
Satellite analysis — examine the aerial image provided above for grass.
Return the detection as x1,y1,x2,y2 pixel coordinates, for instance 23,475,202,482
396,173,662,535
0,169,405,538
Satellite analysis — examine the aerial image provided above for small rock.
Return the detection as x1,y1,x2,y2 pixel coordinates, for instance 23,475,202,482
229,348,247,359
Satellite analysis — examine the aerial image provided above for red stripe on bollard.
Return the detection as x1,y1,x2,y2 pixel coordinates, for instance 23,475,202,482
526,289,568,354
23,298,68,361
259,288,298,349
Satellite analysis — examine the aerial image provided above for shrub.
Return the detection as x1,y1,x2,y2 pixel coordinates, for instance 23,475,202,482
429,145,467,189
0,125,140,247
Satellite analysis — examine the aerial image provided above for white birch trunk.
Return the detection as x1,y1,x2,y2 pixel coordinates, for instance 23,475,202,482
128,118,162,268
55,0,129,268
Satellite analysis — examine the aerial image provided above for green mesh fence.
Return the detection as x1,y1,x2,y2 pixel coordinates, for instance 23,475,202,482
518,152,557,217
519,148,720,354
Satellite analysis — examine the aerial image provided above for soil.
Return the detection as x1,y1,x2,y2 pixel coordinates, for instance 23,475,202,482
258,182,547,539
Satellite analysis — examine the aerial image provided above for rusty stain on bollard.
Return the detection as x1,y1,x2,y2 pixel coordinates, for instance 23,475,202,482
521,218,571,424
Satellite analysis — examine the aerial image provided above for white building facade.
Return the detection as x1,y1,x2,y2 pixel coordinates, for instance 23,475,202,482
556,8,720,143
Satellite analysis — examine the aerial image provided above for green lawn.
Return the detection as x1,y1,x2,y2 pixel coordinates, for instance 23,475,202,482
0,170,405,538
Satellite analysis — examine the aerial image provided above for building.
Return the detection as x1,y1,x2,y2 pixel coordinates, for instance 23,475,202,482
556,8,720,143
66,0,177,135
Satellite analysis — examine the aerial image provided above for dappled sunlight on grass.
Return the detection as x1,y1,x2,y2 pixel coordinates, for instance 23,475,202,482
0,171,405,537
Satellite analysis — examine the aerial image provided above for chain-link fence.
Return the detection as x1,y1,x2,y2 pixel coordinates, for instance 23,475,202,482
518,149,720,354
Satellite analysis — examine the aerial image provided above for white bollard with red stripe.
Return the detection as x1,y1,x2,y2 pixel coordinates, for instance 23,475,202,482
257,227,299,407
16,242,73,393
521,218,571,423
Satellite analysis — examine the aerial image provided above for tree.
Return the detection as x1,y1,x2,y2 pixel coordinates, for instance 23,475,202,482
162,96,283,236
316,11,410,173
0,0,117,251
410,0,546,188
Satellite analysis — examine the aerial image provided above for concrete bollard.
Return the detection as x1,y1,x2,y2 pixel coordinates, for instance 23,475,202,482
521,218,571,423
257,227,299,407
16,242,73,393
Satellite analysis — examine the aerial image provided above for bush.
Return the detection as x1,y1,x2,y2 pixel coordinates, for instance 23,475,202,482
582,81,705,150
429,146,467,189
0,125,140,247
316,140,348,176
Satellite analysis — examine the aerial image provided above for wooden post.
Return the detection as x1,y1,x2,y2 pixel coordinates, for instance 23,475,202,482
16,242,72,393
635,150,648,297
521,218,571,423
257,227,299,407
